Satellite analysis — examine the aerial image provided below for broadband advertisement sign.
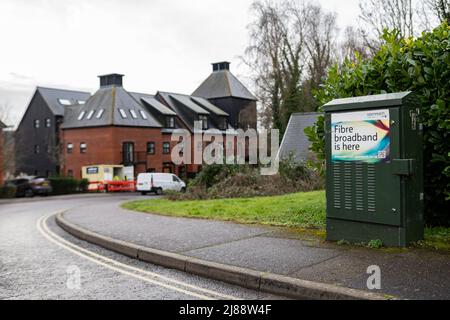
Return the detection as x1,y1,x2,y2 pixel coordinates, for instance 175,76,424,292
331,109,390,163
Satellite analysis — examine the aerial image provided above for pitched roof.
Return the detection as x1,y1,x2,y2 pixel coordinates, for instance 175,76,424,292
157,92,209,114
141,97,177,116
323,91,414,112
157,91,234,132
278,113,322,162
37,87,91,116
61,86,161,129
129,92,177,116
191,96,229,116
192,70,257,101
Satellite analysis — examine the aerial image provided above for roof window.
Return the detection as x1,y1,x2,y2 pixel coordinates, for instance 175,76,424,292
139,110,148,120
129,109,138,119
58,99,72,106
96,109,105,119
86,110,95,120
78,111,86,121
119,109,127,119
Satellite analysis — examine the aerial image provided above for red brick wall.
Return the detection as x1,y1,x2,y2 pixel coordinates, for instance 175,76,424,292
61,126,163,179
61,126,240,180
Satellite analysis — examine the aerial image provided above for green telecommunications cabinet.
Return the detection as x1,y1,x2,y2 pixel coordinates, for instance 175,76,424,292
324,92,424,247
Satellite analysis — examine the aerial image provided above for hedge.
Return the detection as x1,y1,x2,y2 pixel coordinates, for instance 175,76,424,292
49,177,89,196
307,23,450,226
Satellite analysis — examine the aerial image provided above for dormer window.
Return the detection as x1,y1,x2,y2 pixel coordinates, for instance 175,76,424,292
77,100,86,105
199,115,208,130
165,116,175,128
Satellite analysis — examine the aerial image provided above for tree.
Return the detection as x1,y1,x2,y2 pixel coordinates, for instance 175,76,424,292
358,0,431,52
308,23,450,226
339,26,372,63
0,103,15,180
244,0,338,133
426,0,450,23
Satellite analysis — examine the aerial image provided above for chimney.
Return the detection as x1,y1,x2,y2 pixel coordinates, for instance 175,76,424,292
212,61,230,72
98,73,124,88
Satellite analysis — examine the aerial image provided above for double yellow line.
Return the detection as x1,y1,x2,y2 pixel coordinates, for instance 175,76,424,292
37,214,239,300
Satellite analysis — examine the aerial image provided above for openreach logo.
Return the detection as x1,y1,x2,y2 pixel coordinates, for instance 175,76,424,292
170,121,280,176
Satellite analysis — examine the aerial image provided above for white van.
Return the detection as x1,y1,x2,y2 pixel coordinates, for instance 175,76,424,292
136,173,186,195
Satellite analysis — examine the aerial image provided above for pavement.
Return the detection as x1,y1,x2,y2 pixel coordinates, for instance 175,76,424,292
56,194,450,300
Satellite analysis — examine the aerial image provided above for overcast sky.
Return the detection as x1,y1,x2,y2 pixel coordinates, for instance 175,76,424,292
0,0,361,126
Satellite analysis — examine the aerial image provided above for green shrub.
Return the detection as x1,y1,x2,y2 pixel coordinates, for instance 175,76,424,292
0,185,16,198
49,177,87,195
367,239,384,249
169,159,324,201
308,23,450,225
79,179,89,193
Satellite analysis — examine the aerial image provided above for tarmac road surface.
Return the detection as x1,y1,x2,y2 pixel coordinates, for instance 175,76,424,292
0,193,284,300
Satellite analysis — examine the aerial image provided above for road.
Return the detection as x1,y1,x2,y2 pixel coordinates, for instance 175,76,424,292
0,193,282,300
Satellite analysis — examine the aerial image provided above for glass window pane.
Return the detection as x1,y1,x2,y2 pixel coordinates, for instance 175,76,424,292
119,109,127,119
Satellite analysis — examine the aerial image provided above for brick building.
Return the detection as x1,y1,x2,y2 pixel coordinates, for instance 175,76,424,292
16,62,257,180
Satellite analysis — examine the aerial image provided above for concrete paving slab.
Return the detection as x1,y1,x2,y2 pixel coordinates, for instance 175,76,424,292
184,236,341,275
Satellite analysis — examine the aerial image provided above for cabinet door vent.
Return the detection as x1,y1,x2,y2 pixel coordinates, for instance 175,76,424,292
367,165,376,212
344,163,353,210
333,163,342,209
355,163,364,211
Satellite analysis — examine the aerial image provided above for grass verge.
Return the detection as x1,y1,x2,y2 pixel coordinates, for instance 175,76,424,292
122,191,326,229
122,191,450,251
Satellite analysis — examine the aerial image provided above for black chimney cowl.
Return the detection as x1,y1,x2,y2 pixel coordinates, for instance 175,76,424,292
98,74,124,88
212,62,230,72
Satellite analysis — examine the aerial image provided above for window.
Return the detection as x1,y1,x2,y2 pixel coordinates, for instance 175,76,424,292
58,99,72,106
67,170,74,177
199,115,208,130
96,109,105,119
77,100,86,105
80,142,87,154
46,144,51,154
67,143,73,154
129,109,138,119
34,145,40,154
119,109,127,119
172,175,181,183
45,118,51,128
219,117,227,130
78,111,86,121
86,110,95,120
147,142,155,155
86,167,99,175
34,119,40,128
163,142,170,154
122,142,134,164
139,110,148,120
165,116,175,128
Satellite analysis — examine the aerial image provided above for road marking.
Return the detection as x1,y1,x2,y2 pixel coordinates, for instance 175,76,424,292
37,214,239,300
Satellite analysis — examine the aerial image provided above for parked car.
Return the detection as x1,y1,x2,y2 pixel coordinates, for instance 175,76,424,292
6,176,53,197
136,173,186,195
